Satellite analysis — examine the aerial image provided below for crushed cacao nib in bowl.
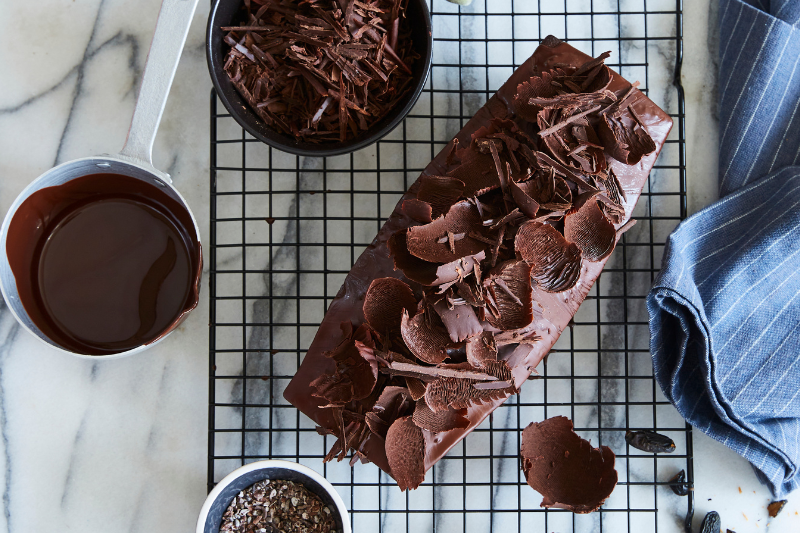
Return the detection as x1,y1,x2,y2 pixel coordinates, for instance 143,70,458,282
207,0,432,157
196,460,351,533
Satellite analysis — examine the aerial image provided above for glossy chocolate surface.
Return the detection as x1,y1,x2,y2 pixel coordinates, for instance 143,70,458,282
284,37,673,475
6,173,202,355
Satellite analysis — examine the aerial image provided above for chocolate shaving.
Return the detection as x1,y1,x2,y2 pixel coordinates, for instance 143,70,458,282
221,0,417,142
400,308,451,364
363,277,417,337
385,416,426,491
564,198,616,262
484,260,536,330
515,221,582,293
365,386,413,439
405,377,427,401
309,322,379,406
433,299,483,343
417,176,466,219
406,201,488,263
402,198,434,223
465,331,498,367
412,399,470,433
521,416,618,513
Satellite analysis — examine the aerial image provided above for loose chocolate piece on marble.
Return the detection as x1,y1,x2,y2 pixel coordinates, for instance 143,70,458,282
625,430,676,454
667,469,691,496
521,416,617,513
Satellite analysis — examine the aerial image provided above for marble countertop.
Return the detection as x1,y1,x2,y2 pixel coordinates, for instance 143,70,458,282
0,0,797,531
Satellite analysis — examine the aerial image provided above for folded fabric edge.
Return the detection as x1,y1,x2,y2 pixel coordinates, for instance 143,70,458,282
648,285,798,497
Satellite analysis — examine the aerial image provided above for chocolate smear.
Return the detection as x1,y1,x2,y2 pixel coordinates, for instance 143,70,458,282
515,221,582,293
520,416,617,513
363,277,417,337
385,416,426,491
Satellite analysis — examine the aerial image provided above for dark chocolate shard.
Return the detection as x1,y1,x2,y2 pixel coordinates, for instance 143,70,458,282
389,231,486,287
417,176,467,219
433,299,483,343
513,70,564,122
520,416,617,513
483,260,537,330
309,322,379,406
412,399,470,433
400,308,451,364
385,416,426,491
515,221,582,293
363,277,418,337
564,199,616,262
446,150,500,197
402,199,434,223
406,376,427,401
597,90,657,165
406,201,487,263
523,170,573,212
365,386,414,439
509,178,541,218
465,331,498,367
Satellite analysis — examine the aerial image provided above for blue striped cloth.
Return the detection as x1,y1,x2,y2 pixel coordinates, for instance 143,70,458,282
647,0,800,497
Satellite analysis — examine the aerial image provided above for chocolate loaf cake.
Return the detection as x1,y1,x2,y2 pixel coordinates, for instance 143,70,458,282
284,36,673,490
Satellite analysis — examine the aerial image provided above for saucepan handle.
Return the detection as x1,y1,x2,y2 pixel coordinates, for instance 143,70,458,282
120,0,200,169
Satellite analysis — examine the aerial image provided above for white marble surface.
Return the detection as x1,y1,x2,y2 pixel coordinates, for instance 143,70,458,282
0,0,798,532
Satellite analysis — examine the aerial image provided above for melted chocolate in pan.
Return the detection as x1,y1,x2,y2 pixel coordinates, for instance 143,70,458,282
6,174,201,355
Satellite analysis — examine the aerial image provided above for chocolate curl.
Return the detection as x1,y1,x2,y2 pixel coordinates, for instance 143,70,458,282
385,416,426,491
406,201,488,263
400,308,451,364
363,277,418,337
521,416,617,513
412,399,470,433
564,198,616,262
515,221,582,293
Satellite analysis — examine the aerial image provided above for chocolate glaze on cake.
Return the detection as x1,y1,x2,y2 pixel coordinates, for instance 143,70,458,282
284,36,672,477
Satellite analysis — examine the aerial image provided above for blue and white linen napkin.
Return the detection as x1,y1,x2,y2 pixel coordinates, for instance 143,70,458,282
647,0,800,497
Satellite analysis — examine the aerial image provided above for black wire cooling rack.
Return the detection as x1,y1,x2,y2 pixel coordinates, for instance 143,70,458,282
208,1,692,531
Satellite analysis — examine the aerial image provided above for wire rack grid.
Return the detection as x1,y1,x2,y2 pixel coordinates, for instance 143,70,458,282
208,0,692,531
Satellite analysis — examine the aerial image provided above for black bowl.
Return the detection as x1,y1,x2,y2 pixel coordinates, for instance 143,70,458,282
206,0,433,157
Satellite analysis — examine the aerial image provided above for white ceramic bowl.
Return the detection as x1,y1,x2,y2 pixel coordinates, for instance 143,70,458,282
197,460,351,533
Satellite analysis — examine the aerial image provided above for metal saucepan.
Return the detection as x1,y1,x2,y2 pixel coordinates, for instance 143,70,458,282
0,0,202,359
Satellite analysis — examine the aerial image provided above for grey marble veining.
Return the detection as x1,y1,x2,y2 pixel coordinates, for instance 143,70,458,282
1,0,798,531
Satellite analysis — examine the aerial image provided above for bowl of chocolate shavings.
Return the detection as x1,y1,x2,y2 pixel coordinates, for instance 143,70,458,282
207,0,432,157
197,459,351,533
